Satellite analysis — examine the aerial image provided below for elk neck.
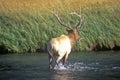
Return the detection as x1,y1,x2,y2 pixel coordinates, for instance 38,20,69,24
67,32,78,49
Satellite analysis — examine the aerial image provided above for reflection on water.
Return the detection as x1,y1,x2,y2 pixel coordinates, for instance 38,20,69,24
52,71,70,80
0,51,120,80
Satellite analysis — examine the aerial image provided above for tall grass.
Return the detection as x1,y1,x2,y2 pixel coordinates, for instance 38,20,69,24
0,0,120,53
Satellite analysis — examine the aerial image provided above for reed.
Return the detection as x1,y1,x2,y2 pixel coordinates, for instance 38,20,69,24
0,0,120,53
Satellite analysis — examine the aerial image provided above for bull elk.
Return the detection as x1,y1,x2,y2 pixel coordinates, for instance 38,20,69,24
47,12,83,70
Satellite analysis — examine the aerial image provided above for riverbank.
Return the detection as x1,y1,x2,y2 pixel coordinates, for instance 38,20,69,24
0,0,120,53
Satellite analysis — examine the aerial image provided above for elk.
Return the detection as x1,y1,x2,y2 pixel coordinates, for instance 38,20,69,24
47,12,83,70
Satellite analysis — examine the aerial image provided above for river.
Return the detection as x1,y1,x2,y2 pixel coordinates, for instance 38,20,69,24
0,51,120,80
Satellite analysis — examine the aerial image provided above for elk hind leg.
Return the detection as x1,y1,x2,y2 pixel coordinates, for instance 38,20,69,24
48,54,53,70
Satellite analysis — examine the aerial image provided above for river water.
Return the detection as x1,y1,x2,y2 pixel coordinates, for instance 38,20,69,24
0,51,120,80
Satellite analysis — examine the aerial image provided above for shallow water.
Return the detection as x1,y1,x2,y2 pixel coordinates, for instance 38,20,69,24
0,51,120,80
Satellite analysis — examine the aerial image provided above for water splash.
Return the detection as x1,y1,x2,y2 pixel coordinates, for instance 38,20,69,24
54,62,67,70
54,62,97,71
54,61,120,71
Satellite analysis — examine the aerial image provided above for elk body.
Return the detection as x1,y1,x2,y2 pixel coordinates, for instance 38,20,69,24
47,12,83,70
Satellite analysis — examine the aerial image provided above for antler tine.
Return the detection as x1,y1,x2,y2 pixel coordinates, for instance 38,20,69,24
70,12,83,29
51,11,73,30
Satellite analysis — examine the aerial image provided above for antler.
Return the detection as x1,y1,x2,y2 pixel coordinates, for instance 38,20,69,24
51,11,73,30
70,12,83,29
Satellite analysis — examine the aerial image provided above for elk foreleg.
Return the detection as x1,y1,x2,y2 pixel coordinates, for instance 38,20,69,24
63,54,68,65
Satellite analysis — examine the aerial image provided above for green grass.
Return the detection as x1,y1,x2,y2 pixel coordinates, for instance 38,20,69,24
0,4,120,53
